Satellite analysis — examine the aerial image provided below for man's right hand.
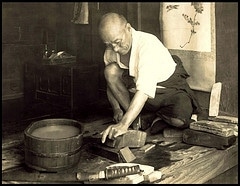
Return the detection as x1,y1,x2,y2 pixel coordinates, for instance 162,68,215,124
113,108,124,123
101,123,128,143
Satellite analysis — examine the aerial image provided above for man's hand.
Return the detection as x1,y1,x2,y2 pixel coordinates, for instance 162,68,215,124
101,123,128,143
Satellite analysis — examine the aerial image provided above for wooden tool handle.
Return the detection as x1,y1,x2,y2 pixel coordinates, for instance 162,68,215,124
105,165,141,179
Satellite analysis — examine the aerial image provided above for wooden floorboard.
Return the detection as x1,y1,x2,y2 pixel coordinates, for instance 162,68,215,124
2,116,238,184
156,143,238,184
204,165,238,184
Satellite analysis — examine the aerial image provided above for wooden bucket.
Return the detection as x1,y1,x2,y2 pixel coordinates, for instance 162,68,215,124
24,118,84,172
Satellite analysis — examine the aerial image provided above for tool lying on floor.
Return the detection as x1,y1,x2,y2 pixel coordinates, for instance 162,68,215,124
2,165,142,182
84,163,161,184
2,163,162,184
79,164,142,181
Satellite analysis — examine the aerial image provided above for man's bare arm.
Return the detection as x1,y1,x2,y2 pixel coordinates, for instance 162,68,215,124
101,90,148,143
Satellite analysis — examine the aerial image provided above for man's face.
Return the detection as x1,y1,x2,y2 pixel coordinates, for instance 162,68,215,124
101,23,132,55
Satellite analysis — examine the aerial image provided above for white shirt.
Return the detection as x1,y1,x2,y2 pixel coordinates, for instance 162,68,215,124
103,28,176,99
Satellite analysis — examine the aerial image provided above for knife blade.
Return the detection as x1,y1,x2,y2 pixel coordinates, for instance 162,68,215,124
2,165,142,182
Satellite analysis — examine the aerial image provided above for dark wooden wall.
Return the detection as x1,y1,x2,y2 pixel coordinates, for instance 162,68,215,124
140,3,161,39
2,3,57,100
2,2,57,45
215,2,238,116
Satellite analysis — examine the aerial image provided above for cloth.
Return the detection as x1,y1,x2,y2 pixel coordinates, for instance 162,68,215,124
71,2,89,24
156,55,202,115
146,89,194,125
103,28,176,99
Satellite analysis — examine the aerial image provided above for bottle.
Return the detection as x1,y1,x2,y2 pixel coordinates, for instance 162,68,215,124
43,44,48,59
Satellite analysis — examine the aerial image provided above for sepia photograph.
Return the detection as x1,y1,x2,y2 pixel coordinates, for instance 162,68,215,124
2,2,238,184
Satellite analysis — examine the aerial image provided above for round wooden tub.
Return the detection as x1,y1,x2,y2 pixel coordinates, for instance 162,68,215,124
24,118,84,172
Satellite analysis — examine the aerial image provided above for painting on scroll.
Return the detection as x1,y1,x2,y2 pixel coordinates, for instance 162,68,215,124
161,2,211,52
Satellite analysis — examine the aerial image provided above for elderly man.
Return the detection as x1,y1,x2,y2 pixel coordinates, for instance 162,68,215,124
99,12,202,143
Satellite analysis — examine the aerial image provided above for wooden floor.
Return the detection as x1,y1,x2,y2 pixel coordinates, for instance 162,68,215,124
204,165,238,184
2,98,238,184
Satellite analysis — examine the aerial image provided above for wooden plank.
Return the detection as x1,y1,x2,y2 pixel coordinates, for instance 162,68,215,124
2,148,24,172
2,133,25,172
155,143,238,184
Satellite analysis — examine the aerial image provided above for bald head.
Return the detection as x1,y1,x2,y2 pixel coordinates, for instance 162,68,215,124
98,13,127,41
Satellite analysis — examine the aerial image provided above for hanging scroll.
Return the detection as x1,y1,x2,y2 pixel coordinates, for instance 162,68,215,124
161,2,211,52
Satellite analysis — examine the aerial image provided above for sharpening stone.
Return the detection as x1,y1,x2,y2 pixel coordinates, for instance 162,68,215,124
183,128,237,150
208,115,238,124
88,143,122,162
104,130,147,148
189,120,238,137
119,146,136,162
163,127,184,138
88,143,136,163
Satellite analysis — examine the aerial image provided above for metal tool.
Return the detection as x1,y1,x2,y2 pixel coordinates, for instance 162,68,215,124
77,165,142,181
88,163,156,184
2,165,142,182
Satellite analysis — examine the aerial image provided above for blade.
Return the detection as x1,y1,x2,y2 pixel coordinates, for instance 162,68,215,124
209,82,222,117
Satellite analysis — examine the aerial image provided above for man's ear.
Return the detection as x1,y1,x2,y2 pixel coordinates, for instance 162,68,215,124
126,23,131,32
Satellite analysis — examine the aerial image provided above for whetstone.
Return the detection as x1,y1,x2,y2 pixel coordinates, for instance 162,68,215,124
183,129,237,150
119,146,136,162
163,127,184,138
88,143,136,163
189,120,238,137
88,143,123,162
104,130,147,148
208,115,238,124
